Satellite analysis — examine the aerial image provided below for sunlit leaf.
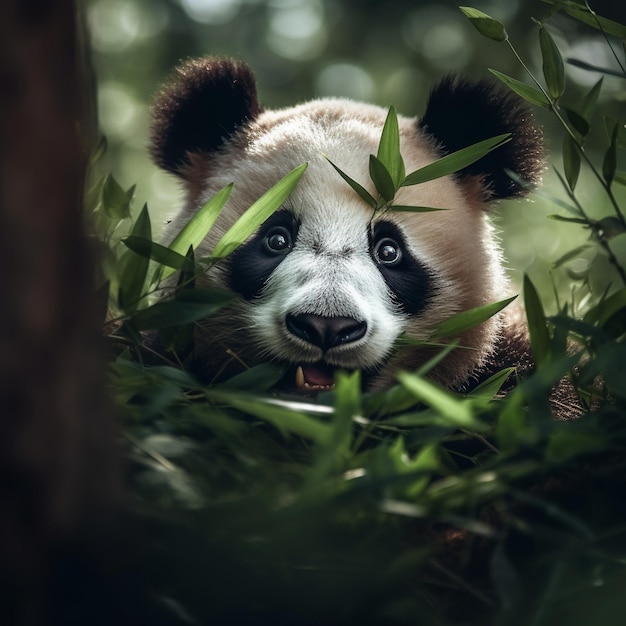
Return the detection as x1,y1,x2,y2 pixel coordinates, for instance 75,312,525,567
377,106,405,188
326,156,377,208
459,6,508,41
210,163,307,259
539,25,565,100
489,69,551,108
430,296,517,340
205,389,333,444
402,134,511,187
397,372,487,431
158,183,233,281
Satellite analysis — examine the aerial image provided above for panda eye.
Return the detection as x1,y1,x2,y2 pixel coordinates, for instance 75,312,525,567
373,237,402,266
264,226,292,255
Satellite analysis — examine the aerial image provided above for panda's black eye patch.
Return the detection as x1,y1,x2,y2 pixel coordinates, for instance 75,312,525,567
373,237,402,266
264,226,292,255
370,220,433,315
226,209,299,299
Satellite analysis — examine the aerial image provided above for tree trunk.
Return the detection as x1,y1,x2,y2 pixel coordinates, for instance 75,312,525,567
0,2,118,623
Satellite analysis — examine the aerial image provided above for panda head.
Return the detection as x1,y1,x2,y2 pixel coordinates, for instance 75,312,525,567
150,56,543,391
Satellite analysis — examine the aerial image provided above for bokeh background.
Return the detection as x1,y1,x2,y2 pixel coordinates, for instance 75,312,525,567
87,0,626,309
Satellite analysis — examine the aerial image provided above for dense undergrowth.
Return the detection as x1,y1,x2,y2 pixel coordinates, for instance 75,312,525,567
91,3,626,624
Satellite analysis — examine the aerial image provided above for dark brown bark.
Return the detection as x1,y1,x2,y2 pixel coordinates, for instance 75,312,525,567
0,2,118,623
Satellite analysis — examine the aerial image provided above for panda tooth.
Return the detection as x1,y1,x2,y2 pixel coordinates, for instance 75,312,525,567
295,366,305,389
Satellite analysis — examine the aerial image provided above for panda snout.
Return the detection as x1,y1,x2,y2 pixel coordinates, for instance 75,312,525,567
285,313,367,352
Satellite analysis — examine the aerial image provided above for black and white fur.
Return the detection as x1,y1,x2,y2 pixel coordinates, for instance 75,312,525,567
150,57,543,392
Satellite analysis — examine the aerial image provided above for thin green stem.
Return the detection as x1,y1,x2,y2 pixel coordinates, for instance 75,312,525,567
506,39,626,228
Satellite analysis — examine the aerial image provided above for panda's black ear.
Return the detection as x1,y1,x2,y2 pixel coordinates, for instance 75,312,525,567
418,76,544,200
150,56,261,174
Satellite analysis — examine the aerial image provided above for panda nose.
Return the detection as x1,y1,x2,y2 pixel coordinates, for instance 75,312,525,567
286,314,367,351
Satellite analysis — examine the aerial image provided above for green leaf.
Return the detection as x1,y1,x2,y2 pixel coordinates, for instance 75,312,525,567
210,163,307,259
615,172,626,187
488,69,551,108
130,288,236,330
459,7,508,42
603,123,618,186
539,0,626,39
552,243,592,269
562,134,581,191
388,205,447,213
325,156,377,208
117,204,151,313
397,372,487,431
563,108,589,137
102,174,134,220
430,296,517,340
159,183,233,281
580,77,603,122
369,155,396,202
539,25,565,100
206,389,333,444
469,367,515,401
377,106,405,188
547,214,587,225
583,287,626,326
402,134,511,187
123,236,195,273
523,275,550,367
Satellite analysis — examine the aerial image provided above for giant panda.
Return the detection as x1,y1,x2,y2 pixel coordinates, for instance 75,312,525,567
149,56,544,394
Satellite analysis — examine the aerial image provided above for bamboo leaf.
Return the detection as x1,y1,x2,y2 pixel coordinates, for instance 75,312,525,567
539,25,565,100
539,0,626,39
552,244,592,269
377,106,405,188
562,134,581,191
117,204,151,313
523,275,550,367
397,372,487,431
326,156,377,208
158,183,233,281
402,134,511,187
580,77,603,121
369,155,396,202
489,69,551,108
430,296,517,340
123,236,195,273
603,123,618,186
388,205,448,213
210,163,307,260
459,7,508,42
563,108,589,137
102,174,134,219
130,288,236,330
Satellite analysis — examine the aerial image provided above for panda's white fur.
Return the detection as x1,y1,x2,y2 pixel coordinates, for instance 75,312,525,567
150,57,543,392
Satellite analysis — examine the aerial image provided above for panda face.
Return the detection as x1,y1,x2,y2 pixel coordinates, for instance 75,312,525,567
151,58,543,390
166,102,502,389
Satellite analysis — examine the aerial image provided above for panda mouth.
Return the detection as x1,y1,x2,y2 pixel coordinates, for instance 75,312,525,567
295,362,336,391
